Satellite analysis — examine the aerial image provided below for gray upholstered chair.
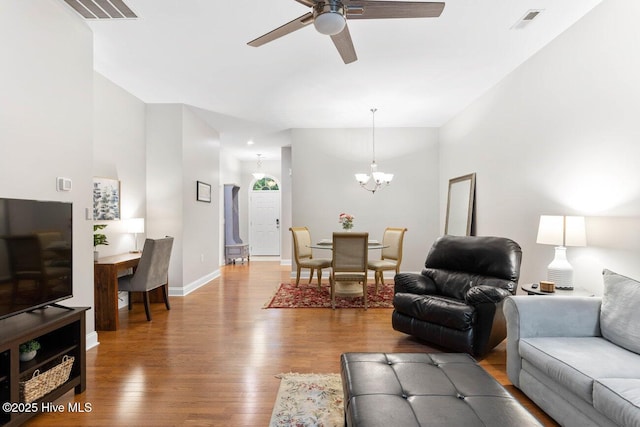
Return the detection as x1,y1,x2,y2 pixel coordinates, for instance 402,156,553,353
367,227,407,293
290,227,331,288
118,237,173,321
330,232,369,310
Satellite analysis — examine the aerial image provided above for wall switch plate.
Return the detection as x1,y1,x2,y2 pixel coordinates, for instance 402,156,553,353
57,177,72,191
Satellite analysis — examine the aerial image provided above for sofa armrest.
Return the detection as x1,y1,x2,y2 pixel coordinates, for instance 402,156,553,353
466,285,511,305
394,272,437,295
503,295,602,387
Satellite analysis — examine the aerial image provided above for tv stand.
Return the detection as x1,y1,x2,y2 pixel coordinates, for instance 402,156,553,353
47,303,74,311
0,307,88,426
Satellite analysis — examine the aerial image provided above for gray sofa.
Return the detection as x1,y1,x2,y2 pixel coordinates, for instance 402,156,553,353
504,269,640,427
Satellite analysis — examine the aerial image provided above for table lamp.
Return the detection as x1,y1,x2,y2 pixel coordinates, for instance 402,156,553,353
536,215,586,290
127,218,145,253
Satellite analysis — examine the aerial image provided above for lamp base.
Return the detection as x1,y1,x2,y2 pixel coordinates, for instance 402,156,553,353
547,246,574,290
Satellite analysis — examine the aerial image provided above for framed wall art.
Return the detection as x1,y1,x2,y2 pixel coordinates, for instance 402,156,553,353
93,177,121,220
197,181,212,203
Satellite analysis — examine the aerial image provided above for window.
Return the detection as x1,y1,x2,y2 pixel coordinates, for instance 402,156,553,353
252,177,279,191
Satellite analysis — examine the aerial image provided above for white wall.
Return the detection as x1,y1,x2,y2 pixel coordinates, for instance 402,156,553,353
0,1,95,331
439,0,640,293
280,146,293,265
291,128,440,272
146,105,184,289
146,104,221,294
181,106,221,288
93,72,147,256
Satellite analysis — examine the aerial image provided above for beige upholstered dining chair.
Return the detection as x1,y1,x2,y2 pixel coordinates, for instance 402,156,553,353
118,237,173,321
289,227,332,288
330,232,369,310
368,227,407,293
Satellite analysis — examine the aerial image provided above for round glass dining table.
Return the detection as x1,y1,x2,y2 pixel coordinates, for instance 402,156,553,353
307,239,387,297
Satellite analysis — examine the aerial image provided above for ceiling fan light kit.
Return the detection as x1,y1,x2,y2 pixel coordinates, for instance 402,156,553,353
248,0,445,64
314,3,347,35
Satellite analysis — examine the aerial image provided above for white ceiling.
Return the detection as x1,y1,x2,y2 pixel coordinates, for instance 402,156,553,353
84,0,601,160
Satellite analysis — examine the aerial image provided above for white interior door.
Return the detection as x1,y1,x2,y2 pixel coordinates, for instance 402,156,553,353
249,190,280,256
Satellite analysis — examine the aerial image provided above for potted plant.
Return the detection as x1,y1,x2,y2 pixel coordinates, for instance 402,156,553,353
93,224,109,262
19,339,41,362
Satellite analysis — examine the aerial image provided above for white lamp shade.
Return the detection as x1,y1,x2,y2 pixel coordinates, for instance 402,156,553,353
536,215,564,245
127,218,145,234
536,215,586,247
355,173,370,184
372,171,385,183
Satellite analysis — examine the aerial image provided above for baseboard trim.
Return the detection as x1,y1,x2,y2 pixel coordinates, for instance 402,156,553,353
169,269,220,297
86,331,99,350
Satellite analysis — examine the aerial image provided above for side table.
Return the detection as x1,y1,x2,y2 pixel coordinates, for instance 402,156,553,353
520,283,594,296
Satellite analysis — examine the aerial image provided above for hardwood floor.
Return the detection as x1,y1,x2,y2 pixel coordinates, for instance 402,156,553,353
24,261,558,426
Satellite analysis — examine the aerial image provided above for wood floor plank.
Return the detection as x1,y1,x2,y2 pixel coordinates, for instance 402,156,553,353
23,261,558,426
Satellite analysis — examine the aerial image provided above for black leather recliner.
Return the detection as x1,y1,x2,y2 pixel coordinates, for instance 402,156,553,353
392,235,522,358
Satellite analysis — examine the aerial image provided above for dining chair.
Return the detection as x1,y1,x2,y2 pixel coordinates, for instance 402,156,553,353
118,236,173,321
367,227,408,293
330,232,369,310
289,227,332,288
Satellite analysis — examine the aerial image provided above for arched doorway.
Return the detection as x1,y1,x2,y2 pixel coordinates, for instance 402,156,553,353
249,175,281,256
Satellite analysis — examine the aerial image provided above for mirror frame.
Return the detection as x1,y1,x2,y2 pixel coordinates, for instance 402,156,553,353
444,173,476,236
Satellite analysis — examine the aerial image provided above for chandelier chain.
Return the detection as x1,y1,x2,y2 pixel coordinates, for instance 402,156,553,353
371,108,377,164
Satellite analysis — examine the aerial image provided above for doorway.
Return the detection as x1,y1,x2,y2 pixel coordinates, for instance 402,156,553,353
249,176,281,256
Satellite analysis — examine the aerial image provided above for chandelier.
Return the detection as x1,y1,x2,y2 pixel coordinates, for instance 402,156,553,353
355,108,393,193
252,154,265,180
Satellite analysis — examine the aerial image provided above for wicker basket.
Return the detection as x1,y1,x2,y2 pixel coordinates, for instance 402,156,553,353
19,355,74,403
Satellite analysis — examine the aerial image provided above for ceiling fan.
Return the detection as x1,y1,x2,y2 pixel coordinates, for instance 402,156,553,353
247,0,445,64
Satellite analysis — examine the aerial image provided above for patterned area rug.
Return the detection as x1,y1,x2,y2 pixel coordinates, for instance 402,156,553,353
269,373,343,427
264,282,394,309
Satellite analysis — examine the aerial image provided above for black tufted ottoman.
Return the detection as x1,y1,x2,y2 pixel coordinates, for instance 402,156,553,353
340,352,542,426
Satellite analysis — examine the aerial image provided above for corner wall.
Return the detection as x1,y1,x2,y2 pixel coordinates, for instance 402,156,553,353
0,1,95,332
146,105,221,293
439,0,640,292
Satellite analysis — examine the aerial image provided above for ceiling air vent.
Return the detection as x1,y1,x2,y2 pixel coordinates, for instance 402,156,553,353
511,9,543,30
63,0,137,19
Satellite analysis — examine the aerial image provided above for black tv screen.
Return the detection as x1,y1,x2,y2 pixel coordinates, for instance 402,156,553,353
0,198,73,320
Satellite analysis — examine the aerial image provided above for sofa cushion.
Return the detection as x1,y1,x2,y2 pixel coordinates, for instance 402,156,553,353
520,337,640,404
594,379,640,427
601,269,640,355
393,293,474,331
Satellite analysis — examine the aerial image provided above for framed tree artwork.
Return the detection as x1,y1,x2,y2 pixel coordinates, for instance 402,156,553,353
93,177,121,220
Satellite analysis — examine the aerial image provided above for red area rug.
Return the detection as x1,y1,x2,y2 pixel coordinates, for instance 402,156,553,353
264,282,394,309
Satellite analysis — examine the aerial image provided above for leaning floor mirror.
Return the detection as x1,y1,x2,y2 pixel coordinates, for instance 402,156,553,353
445,173,476,236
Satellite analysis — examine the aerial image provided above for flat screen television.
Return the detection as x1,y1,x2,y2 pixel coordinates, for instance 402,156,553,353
0,197,73,320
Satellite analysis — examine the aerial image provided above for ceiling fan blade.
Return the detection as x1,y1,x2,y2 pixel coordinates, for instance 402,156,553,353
345,1,445,19
293,0,316,6
330,24,358,64
247,12,314,47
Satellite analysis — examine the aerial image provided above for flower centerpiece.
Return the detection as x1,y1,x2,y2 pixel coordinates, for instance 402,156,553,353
339,213,355,231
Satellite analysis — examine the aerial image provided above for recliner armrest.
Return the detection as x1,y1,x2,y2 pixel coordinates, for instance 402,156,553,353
394,272,437,295
466,285,511,305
